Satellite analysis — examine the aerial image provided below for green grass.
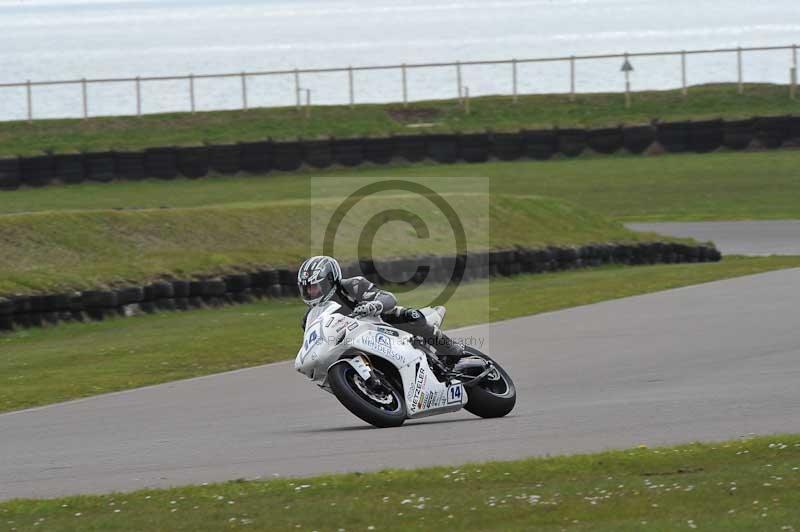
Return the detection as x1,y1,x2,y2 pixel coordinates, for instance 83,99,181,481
0,192,668,295
1,83,798,157
2,434,799,530
1,151,798,221
2,256,798,414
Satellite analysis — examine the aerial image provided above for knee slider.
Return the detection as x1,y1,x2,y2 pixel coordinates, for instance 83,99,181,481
404,308,425,323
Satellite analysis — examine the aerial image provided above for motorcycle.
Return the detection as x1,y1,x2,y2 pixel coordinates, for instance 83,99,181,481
294,301,516,428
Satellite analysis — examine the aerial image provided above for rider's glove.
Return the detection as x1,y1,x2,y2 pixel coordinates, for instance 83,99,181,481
353,300,383,318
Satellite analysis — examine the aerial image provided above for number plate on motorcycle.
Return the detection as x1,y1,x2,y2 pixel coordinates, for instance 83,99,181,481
447,384,464,405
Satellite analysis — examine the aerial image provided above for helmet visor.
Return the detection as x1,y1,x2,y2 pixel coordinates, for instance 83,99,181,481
300,277,334,305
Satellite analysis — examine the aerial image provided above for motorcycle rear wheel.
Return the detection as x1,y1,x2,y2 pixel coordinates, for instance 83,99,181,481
328,362,407,428
461,348,516,418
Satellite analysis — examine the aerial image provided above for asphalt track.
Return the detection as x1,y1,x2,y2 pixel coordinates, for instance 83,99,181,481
2,269,800,501
627,220,800,256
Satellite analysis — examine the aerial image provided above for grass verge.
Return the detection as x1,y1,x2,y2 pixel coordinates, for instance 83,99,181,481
1,83,798,157
0,193,668,295
2,434,799,530
2,256,798,413
1,151,798,221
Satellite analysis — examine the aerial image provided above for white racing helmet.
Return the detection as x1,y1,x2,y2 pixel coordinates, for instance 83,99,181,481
297,255,342,306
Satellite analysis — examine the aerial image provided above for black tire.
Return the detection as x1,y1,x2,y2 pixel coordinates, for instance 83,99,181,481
462,348,516,418
327,362,406,428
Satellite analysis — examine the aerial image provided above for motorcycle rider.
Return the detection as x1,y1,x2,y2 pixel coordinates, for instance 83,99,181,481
297,255,465,361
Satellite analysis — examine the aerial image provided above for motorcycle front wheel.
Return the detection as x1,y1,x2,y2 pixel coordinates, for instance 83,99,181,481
461,348,517,419
328,362,407,428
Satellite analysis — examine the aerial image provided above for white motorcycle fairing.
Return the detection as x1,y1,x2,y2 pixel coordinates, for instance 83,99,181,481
294,301,467,418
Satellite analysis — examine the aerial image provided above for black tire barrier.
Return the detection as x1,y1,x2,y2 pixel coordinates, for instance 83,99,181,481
53,154,86,185
333,138,365,167
273,141,303,172
143,283,157,301
86,152,116,183
116,286,144,305
152,281,174,299
0,297,15,330
302,139,333,168
587,127,624,154
20,155,55,187
393,135,427,162
239,140,273,173
172,280,191,298
81,290,118,308
5,115,799,193
28,294,48,314
622,125,656,154
145,147,178,179
277,268,295,286
358,259,377,278
0,240,721,332
458,133,490,163
373,259,404,285
252,269,280,291
208,144,241,175
362,137,395,165
339,260,361,279
753,116,792,149
789,116,800,143
201,280,227,298
0,158,21,190
722,119,755,150
521,130,557,160
115,151,147,181
224,274,251,293
189,281,205,297
656,122,691,153
177,146,210,179
427,134,458,164
44,293,71,312
556,129,588,157
688,120,724,153
281,284,298,298
490,132,525,161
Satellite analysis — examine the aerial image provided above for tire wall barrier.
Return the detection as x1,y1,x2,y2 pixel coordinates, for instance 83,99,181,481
0,242,721,332
0,157,21,190
5,115,799,188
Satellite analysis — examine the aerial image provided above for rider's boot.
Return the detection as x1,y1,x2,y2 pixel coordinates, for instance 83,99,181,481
432,329,466,366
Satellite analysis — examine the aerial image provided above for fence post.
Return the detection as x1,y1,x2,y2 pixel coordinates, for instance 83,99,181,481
305,89,311,119
348,66,354,109
463,86,470,115
737,47,743,94
241,72,248,111
26,80,32,123
624,53,632,109
401,63,408,108
456,61,462,102
792,44,798,101
189,74,196,114
135,77,142,117
512,59,518,103
81,78,88,119
569,56,576,101
681,51,687,97
294,69,301,111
